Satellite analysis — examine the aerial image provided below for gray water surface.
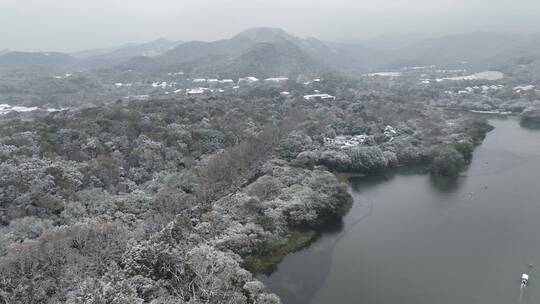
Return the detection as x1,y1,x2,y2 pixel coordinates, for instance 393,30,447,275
259,117,540,304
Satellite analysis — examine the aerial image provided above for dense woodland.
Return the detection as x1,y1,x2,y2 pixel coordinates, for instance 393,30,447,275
0,88,492,303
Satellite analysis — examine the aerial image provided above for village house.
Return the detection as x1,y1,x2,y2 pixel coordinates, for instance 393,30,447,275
264,77,289,82
303,94,336,101
238,76,259,84
280,91,291,98
186,88,209,96
325,135,372,149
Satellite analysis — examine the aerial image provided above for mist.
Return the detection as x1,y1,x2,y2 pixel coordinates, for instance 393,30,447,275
2,0,539,52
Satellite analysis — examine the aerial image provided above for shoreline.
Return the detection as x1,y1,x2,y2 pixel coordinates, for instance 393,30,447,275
244,120,496,279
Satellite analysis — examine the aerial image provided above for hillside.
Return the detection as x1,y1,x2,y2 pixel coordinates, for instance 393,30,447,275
119,30,540,76
2,29,540,80
76,38,183,69
483,34,540,67
0,51,78,69
188,40,326,78
73,38,181,59
383,32,529,68
154,28,295,67
119,28,333,78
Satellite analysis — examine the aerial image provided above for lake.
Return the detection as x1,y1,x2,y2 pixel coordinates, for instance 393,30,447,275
259,117,540,304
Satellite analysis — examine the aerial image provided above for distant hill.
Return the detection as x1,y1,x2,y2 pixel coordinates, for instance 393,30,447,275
482,34,540,67
156,28,297,66
75,38,183,68
71,46,120,59
73,38,182,59
187,40,326,78
118,27,337,78
321,41,392,71
362,33,427,51
0,51,78,69
137,29,540,76
234,27,296,43
383,32,530,69
3,29,538,77
0,49,11,56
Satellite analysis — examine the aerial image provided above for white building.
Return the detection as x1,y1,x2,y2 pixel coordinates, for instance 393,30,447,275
367,72,402,77
280,91,291,97
152,82,168,89
264,77,289,82
54,73,73,79
514,85,535,92
239,77,259,84
303,94,336,101
384,125,397,137
0,105,39,115
186,88,209,96
325,135,371,149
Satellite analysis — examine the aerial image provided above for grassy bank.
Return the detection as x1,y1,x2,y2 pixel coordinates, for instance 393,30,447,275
243,174,354,274
333,172,367,183
243,229,318,274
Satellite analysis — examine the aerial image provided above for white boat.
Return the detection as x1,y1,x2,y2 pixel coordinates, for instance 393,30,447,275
521,273,529,286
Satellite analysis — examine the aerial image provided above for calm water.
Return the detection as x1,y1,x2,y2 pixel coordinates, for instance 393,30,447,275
259,117,540,304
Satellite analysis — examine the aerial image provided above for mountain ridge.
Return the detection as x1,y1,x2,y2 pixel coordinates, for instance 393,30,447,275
2,28,539,75
0,51,78,69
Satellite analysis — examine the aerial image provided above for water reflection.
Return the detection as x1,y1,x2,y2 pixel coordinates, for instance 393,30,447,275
428,173,465,194
258,176,377,304
519,119,540,130
318,218,346,235
260,169,467,304
257,218,347,304
349,174,388,192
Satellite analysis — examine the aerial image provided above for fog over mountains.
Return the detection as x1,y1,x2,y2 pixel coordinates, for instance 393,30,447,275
3,0,540,51
1,28,540,78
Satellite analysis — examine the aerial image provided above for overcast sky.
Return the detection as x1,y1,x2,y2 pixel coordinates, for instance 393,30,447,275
1,0,539,52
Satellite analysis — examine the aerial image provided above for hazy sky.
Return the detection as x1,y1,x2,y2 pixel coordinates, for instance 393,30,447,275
1,0,539,52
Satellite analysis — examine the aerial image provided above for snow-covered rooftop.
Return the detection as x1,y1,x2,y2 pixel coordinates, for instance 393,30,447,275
325,135,371,149
443,71,504,81
239,77,259,83
303,94,336,101
0,104,42,115
152,82,168,89
514,85,535,92
264,77,289,82
187,88,209,95
367,72,402,77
